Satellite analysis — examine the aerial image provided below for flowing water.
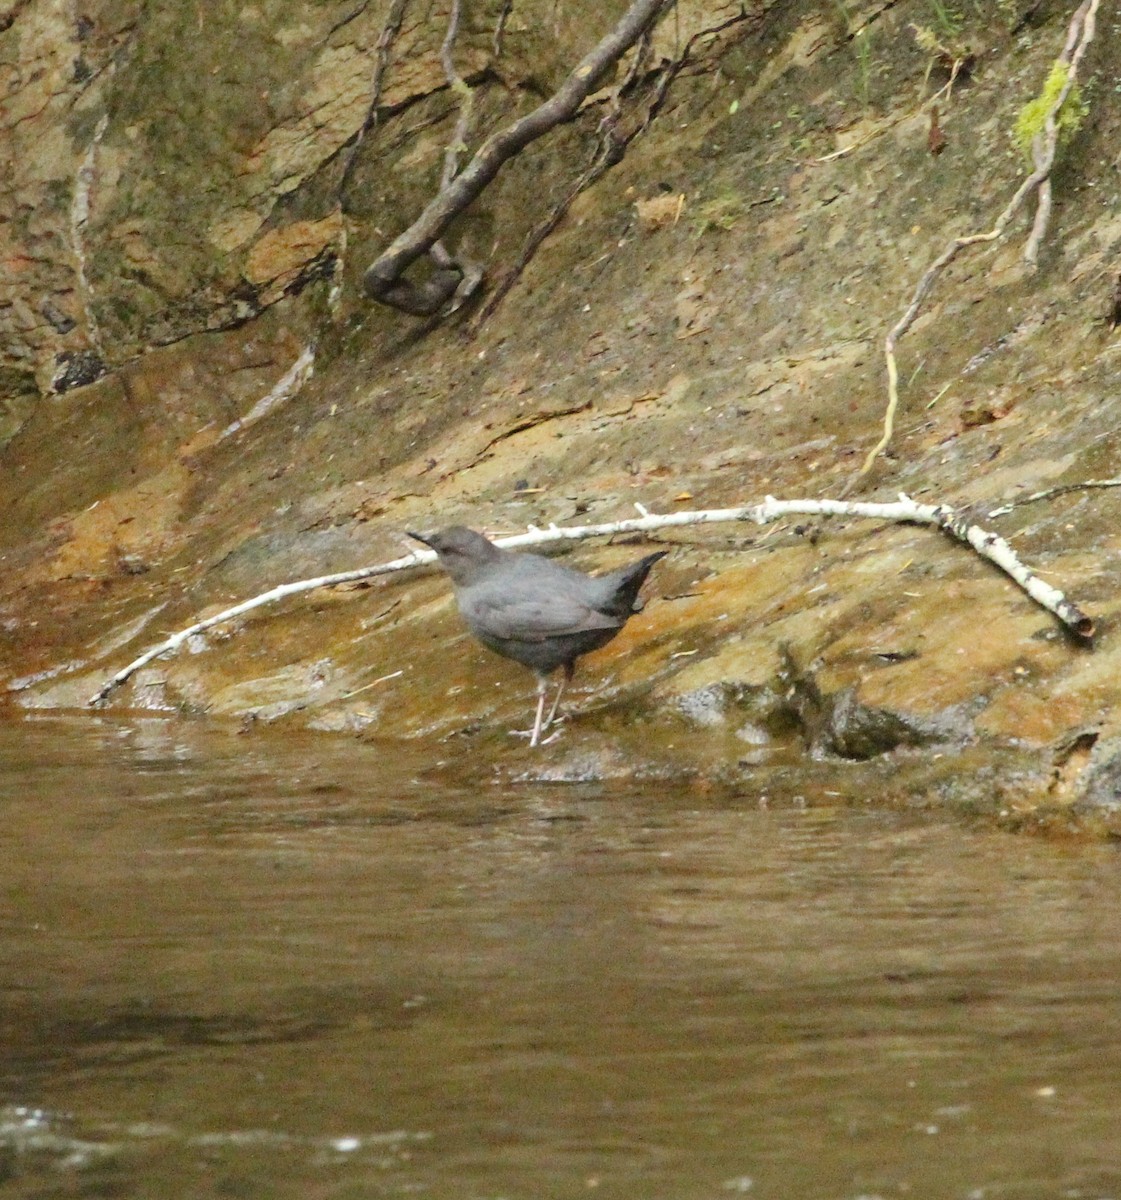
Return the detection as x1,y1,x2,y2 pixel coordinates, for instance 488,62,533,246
2,716,1120,1199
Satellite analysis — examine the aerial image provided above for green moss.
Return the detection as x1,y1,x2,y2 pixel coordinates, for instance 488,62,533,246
927,0,963,38
1013,61,1089,159
691,189,747,237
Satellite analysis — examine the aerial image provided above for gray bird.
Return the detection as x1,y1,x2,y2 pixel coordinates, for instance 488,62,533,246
408,526,666,746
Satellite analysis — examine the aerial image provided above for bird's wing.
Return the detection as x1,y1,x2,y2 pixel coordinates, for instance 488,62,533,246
462,588,620,643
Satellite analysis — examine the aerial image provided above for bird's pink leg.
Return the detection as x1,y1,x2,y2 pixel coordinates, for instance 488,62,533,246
529,674,549,747
542,662,574,734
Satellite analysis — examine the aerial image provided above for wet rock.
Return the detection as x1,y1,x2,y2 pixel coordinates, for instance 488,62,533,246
1069,734,1121,812
241,698,311,723
674,682,736,727
671,678,804,755
505,735,699,786
51,350,107,394
129,669,178,713
820,686,966,760
783,656,968,760
1047,726,1100,801
244,215,344,307
307,709,379,735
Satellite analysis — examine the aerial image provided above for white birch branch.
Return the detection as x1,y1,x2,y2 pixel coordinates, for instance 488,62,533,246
87,493,1092,705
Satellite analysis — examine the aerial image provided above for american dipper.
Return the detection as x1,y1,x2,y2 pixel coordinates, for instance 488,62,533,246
408,526,666,746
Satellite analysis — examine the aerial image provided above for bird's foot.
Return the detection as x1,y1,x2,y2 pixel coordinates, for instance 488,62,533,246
540,710,567,734
509,723,564,746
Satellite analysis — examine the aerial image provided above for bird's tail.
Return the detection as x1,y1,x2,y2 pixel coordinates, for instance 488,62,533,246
597,550,668,617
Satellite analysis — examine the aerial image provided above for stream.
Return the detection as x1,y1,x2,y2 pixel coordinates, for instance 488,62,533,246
2,715,1120,1198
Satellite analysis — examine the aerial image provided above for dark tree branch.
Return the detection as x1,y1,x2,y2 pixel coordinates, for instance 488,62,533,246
492,0,513,56
468,6,755,332
438,0,470,190
362,0,672,313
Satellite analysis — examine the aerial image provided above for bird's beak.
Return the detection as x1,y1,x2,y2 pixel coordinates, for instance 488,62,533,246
406,531,433,548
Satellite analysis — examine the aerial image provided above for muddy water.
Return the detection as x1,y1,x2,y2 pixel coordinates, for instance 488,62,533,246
2,718,1121,1199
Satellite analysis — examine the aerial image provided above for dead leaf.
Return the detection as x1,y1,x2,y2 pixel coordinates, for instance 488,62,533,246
635,193,686,233
959,391,1014,428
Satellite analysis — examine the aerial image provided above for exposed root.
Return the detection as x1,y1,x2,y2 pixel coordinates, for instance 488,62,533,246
852,0,1100,487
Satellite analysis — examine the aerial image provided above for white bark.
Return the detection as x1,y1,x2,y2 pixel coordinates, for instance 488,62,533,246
88,493,1092,705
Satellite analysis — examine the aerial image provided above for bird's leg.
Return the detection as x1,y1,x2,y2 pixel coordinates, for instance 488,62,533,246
529,674,549,747
509,675,557,744
542,662,574,734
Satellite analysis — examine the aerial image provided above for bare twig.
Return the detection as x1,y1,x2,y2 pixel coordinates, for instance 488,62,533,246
467,28,652,332
1023,0,1097,265
854,0,1100,484
469,6,754,331
339,0,410,202
988,476,1121,518
88,493,1092,705
492,0,513,56
438,0,471,191
815,61,963,166
404,0,487,313
466,128,627,331
361,0,671,310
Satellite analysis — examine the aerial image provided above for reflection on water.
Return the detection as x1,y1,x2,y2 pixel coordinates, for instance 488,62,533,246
2,716,1121,1199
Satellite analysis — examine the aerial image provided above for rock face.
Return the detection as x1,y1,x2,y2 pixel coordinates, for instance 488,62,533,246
2,0,1121,827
